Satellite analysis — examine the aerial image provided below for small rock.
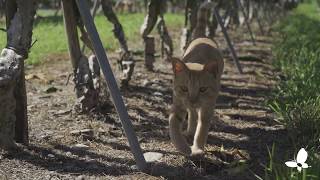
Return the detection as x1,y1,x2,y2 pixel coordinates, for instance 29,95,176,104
66,151,72,157
150,83,158,88
152,79,161,83
81,129,94,136
70,129,93,136
130,165,138,171
143,152,163,162
97,127,108,135
25,74,40,80
223,115,231,120
153,92,163,96
142,80,150,86
53,109,72,116
73,144,89,150
70,130,81,135
47,154,55,158
106,138,119,143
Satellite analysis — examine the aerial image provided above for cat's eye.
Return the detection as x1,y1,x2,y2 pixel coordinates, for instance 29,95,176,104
180,86,188,92
199,87,208,93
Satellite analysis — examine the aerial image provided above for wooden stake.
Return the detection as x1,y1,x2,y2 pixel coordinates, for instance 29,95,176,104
214,7,243,74
236,0,256,45
6,0,36,144
14,60,28,144
62,0,82,70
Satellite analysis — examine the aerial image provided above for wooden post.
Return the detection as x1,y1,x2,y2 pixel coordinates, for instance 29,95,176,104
62,0,99,112
14,60,28,144
5,0,16,32
81,0,100,53
9,0,35,144
62,0,81,71
144,36,155,71
75,0,148,171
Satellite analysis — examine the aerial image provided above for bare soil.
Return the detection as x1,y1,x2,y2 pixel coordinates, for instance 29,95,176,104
0,29,287,180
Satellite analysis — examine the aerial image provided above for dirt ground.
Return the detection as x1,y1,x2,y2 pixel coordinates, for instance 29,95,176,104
0,28,287,179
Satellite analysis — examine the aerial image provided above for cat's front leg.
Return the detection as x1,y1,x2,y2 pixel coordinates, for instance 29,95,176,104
191,108,212,156
169,105,191,155
184,108,197,137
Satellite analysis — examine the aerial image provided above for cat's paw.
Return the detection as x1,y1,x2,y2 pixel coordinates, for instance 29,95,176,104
191,146,205,157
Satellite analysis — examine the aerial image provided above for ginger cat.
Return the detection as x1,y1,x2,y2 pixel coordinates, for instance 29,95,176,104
169,1,224,156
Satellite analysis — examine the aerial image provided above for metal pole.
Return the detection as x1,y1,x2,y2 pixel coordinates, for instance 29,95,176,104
75,0,148,171
236,0,256,45
213,7,243,74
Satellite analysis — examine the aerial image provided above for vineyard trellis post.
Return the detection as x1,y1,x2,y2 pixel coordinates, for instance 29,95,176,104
75,0,148,171
140,0,173,71
0,0,36,149
213,6,243,74
81,0,135,86
236,0,256,45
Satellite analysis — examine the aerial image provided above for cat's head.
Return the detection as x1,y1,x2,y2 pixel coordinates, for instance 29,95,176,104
171,58,220,108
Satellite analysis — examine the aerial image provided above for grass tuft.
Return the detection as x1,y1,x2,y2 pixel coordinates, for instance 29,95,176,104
266,1,320,179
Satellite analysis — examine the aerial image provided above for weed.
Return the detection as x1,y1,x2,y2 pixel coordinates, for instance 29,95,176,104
266,1,320,179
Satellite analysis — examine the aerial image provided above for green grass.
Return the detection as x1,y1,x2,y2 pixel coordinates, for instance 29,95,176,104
271,1,320,149
0,11,183,65
265,1,320,179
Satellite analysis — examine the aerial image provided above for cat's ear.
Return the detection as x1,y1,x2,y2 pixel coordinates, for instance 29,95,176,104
171,57,187,74
204,61,219,77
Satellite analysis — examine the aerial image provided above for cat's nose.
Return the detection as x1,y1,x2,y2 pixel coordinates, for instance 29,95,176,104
189,96,197,104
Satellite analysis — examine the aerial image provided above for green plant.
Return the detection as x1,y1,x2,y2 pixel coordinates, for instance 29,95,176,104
270,2,320,150
0,11,183,65
266,1,320,179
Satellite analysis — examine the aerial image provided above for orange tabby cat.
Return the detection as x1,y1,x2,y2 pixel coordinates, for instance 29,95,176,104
169,1,224,156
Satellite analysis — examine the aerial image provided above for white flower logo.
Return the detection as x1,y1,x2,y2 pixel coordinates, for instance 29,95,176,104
285,148,309,172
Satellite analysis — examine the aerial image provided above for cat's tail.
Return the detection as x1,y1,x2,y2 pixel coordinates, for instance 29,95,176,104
192,1,215,39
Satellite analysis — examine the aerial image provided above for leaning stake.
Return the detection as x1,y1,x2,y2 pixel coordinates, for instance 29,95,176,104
213,7,243,74
75,0,147,171
236,0,256,45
